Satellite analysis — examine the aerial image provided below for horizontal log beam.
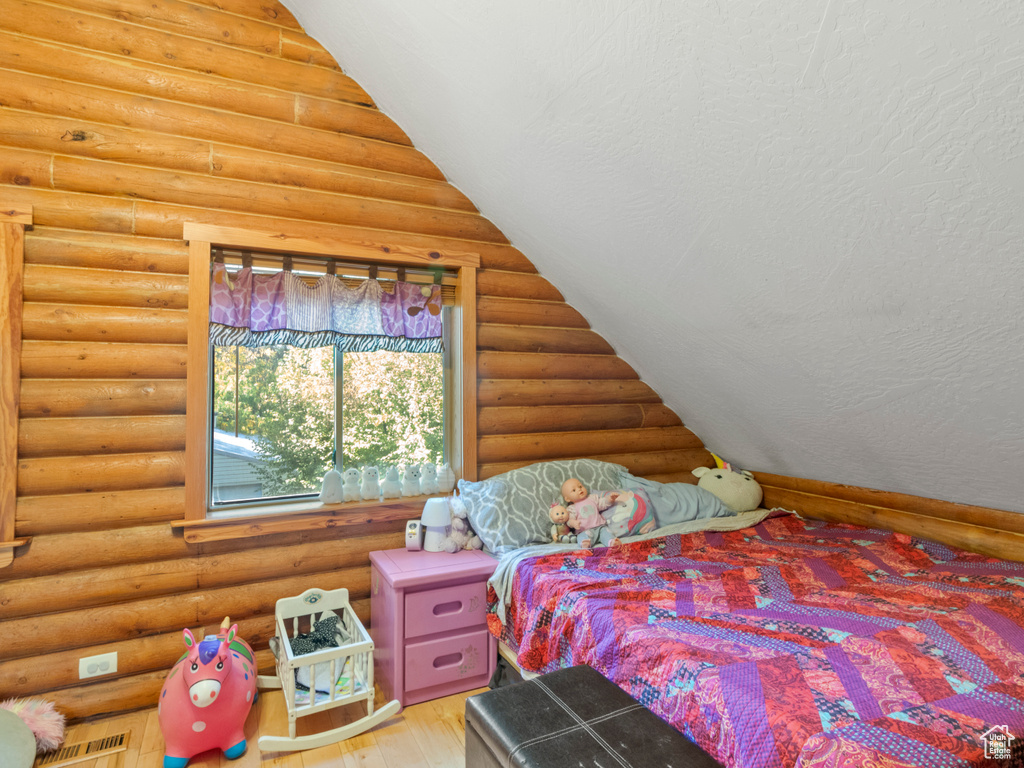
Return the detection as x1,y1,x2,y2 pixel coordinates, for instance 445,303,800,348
23,264,189,309
755,472,1024,536
211,143,474,211
0,30,293,124
0,71,433,183
191,0,301,29
479,403,683,435
476,296,588,328
18,450,185,496
477,325,615,355
478,379,661,407
0,568,369,658
479,448,714,481
69,0,284,59
22,302,188,344
6,524,192,577
477,351,638,380
281,28,340,69
761,485,1024,563
20,340,188,379
25,227,189,274
477,270,563,301
0,186,137,234
6,187,531,269
4,0,373,106
2,529,401,620
18,415,186,458
37,153,506,244
15,490,185,539
19,379,186,418
477,426,704,464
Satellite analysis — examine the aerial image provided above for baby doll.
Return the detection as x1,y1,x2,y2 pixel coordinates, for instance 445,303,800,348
548,504,577,544
560,477,621,548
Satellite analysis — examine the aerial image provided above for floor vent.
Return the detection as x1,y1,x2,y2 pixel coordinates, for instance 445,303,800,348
35,731,129,768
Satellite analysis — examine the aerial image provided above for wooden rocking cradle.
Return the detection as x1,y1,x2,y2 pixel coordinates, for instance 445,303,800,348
257,587,400,752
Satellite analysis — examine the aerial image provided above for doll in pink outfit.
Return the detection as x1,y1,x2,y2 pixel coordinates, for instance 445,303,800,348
560,477,621,547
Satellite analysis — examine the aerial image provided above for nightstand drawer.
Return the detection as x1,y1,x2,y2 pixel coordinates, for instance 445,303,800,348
404,628,492,695
404,581,487,639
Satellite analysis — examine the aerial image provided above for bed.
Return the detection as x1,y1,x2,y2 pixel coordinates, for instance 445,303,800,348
479,501,1024,768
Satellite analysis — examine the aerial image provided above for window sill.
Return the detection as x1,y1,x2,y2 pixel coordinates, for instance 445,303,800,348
171,496,438,544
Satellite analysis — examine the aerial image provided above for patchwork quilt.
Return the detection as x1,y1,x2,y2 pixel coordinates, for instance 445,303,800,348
489,511,1024,767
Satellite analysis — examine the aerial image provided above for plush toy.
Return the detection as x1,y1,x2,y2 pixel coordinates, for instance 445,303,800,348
444,497,483,552
600,490,657,539
158,620,257,768
0,698,64,755
437,463,456,493
360,466,381,500
419,462,439,495
341,468,362,502
548,503,577,544
381,466,402,499
318,467,343,503
692,462,763,512
401,464,421,496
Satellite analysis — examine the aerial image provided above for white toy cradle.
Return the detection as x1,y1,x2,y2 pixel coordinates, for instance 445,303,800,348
257,587,400,752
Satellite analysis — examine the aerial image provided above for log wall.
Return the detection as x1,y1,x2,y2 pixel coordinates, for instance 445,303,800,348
0,0,712,719
4,0,1019,723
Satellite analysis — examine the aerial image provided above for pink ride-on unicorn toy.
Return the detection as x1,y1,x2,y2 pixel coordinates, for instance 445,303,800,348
158,620,257,768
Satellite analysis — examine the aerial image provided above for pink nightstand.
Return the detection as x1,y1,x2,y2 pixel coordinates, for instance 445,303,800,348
369,548,498,708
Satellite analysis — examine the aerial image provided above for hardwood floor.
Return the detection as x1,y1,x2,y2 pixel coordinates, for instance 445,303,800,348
44,686,484,768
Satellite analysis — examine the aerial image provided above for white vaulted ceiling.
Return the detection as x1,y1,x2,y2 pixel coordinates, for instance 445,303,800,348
283,1,1024,513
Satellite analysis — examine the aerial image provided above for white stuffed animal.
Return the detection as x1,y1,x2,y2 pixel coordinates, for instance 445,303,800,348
401,464,421,497
341,468,362,502
360,466,381,500
691,464,763,513
419,462,439,495
381,466,402,499
318,467,343,503
443,496,483,553
437,463,456,493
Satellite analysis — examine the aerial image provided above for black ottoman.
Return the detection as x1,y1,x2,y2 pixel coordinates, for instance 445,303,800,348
465,664,722,768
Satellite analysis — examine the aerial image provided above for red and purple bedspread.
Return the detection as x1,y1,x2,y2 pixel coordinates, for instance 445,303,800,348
488,511,1024,767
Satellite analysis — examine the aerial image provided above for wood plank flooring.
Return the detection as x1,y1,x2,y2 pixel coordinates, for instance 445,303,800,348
42,686,484,768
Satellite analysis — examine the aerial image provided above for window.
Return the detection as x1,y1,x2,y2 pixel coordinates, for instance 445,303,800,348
179,224,479,542
210,327,447,508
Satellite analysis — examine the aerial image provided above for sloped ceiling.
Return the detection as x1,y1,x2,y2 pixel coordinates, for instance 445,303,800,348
283,1,1024,514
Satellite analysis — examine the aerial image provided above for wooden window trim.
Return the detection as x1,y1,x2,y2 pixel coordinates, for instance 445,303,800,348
1,204,33,567
175,223,479,544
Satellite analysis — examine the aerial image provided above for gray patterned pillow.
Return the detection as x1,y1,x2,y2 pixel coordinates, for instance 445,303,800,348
457,459,627,554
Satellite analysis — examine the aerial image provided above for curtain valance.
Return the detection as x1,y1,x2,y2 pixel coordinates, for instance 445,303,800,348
208,263,443,353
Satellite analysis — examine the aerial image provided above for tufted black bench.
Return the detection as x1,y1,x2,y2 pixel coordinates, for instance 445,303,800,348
465,664,723,768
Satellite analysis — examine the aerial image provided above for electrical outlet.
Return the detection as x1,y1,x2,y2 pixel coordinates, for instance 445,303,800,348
79,651,117,679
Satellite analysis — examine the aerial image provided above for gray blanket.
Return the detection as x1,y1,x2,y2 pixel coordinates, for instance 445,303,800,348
617,471,736,524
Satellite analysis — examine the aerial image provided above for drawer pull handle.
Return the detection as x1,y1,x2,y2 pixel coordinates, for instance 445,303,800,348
433,651,463,669
432,600,463,616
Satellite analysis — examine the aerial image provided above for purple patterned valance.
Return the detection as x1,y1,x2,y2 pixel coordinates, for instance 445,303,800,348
209,263,443,352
